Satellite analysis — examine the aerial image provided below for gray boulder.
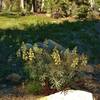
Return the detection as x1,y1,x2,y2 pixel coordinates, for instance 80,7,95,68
47,90,94,100
33,39,66,54
44,39,65,52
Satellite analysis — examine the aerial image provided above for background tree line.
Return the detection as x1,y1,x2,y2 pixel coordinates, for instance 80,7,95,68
0,0,100,18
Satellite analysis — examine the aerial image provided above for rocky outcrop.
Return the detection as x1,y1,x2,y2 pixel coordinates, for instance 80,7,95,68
45,90,97,100
33,39,65,53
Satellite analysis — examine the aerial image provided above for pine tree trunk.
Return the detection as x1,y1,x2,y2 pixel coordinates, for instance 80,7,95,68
20,0,24,10
89,0,95,9
41,0,45,12
31,4,34,12
2,0,6,10
0,0,2,11
32,0,36,12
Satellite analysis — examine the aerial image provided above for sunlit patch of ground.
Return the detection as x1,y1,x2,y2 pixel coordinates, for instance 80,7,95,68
0,15,66,30
0,95,47,100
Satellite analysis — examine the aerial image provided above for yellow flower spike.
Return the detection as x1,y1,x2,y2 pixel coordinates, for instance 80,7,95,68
28,48,35,61
51,48,61,65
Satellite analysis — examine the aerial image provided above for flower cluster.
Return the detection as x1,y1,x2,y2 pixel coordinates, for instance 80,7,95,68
51,48,61,65
21,42,35,62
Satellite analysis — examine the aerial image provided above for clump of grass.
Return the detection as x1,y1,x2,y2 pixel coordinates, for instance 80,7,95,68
26,81,42,94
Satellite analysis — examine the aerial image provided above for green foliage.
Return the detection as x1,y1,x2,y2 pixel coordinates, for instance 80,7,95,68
11,0,21,12
49,47,88,89
26,81,42,94
0,15,100,88
59,0,71,17
77,5,89,18
1,0,99,19
2,0,20,11
43,0,71,18
42,0,93,18
18,42,88,90
43,0,55,13
95,0,100,9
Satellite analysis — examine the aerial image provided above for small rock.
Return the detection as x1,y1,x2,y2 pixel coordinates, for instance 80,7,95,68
6,73,21,83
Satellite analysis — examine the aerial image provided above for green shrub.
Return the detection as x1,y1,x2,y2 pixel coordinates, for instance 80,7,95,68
17,42,88,91
95,0,100,9
49,47,88,90
77,5,89,18
58,0,72,17
43,0,55,14
26,81,42,94
44,0,71,18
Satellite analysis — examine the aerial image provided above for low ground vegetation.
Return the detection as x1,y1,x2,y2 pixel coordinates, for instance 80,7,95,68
18,42,87,92
0,15,100,96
